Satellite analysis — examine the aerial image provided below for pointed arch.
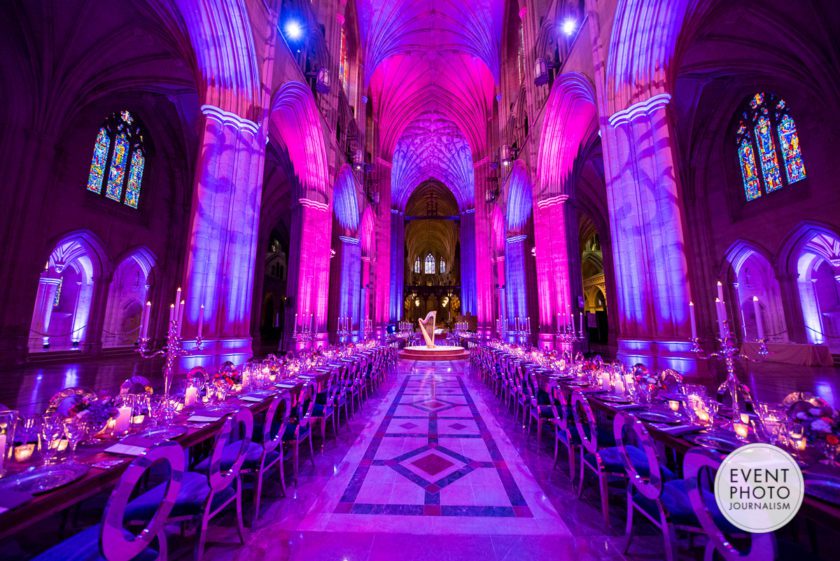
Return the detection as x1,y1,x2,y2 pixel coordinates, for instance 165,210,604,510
333,165,361,233
505,160,534,232
102,247,157,348
536,73,598,200
269,82,330,200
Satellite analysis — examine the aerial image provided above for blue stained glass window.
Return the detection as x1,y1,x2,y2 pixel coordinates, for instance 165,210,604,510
414,257,420,274
85,110,146,208
424,254,436,275
440,259,446,274
736,92,806,202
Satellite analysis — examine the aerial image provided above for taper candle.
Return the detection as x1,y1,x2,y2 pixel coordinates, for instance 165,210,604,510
197,304,204,339
688,301,697,340
752,296,765,340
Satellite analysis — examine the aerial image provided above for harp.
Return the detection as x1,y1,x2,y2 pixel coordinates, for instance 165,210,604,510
418,311,437,348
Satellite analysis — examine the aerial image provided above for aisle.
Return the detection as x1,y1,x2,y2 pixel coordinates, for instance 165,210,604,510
298,360,565,534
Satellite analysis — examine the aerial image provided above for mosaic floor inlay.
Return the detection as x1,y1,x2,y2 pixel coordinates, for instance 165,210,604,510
297,361,568,535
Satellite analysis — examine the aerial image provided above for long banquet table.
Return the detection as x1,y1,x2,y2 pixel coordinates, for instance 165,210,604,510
0,371,329,542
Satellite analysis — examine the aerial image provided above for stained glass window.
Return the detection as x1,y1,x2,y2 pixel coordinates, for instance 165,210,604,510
85,110,147,208
339,27,348,90
440,259,446,274
736,92,806,202
86,128,110,194
414,257,420,274
424,254,436,275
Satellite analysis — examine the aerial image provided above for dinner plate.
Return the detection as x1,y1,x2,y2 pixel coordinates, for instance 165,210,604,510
0,463,89,495
687,433,741,453
637,411,684,425
137,425,188,441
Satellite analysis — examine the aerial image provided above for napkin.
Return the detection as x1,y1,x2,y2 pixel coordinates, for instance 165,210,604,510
276,382,298,388
650,423,703,436
105,443,148,456
187,415,223,422
239,395,265,403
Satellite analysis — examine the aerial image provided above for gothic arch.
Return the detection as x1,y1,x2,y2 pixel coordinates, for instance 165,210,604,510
333,165,361,234
505,160,534,232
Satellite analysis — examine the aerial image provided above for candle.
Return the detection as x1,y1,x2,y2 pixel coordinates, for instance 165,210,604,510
177,299,185,337
169,303,176,326
140,301,151,340
752,296,765,340
0,434,6,471
715,298,727,340
185,385,199,407
668,400,681,413
579,312,583,333
740,413,750,424
688,301,697,340
696,409,710,424
174,287,182,319
131,414,145,426
734,422,749,440
293,313,298,334
14,443,35,463
197,304,204,339
716,281,725,302
115,405,132,434
794,436,807,451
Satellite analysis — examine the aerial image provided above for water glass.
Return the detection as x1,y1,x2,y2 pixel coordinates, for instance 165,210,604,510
14,415,42,464
0,410,19,476
41,414,65,465
63,417,87,463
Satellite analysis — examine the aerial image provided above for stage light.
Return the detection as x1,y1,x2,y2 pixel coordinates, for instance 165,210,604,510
561,17,577,37
284,20,304,41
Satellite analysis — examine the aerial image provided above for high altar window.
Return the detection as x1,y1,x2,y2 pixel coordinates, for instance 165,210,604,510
439,258,446,274
86,110,146,208
414,257,421,274
424,254,436,275
736,92,806,202
339,26,349,91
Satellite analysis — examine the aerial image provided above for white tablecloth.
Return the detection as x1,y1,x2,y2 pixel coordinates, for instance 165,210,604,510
741,341,833,367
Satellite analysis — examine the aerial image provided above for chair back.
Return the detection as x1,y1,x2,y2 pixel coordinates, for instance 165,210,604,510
101,440,185,561
613,412,663,500
683,448,775,561
262,393,292,454
208,408,253,494
571,391,599,455
550,386,572,433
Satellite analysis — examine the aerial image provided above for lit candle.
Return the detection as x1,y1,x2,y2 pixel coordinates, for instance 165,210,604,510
688,301,697,340
579,312,583,333
174,287,182,318
115,405,132,434
714,298,727,340
752,296,764,340
0,434,6,471
14,443,35,463
168,303,176,326
668,400,681,413
740,413,750,424
716,281,725,303
696,409,710,423
177,299,185,337
293,313,298,334
197,304,204,339
140,301,151,340
734,422,749,440
131,414,145,426
184,385,199,407
794,436,807,451
556,313,561,332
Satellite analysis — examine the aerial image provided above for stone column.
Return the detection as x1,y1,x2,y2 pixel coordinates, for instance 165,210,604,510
473,159,496,335
28,276,61,350
339,235,362,332
181,105,266,367
373,160,392,334
602,94,696,372
505,235,528,336
389,209,404,322
459,209,477,316
533,195,573,349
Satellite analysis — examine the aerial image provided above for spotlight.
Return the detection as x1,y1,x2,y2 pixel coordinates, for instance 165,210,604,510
561,17,577,37
284,20,304,41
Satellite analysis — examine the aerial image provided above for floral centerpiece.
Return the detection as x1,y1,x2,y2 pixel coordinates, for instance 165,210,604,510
784,392,840,447
55,391,119,438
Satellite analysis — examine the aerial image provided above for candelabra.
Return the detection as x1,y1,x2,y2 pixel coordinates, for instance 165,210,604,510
293,313,315,351
337,316,351,344
136,318,203,423
362,318,373,340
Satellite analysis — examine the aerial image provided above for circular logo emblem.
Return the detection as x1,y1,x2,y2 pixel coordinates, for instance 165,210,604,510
714,443,804,533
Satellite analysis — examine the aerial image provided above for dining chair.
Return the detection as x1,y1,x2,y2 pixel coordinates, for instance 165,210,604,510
549,385,578,480
34,440,185,561
126,409,252,561
283,382,316,484
527,370,553,443
613,412,694,561
310,368,340,443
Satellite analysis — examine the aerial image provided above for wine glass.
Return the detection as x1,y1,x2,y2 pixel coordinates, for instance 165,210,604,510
41,414,65,465
705,398,720,429
63,417,87,463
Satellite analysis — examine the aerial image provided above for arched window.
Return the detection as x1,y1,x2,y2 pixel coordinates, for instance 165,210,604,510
414,256,421,274
338,26,349,90
424,253,436,275
439,258,446,274
86,110,147,208
736,92,806,202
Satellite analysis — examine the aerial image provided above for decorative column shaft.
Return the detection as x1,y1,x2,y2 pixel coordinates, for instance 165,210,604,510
389,209,404,322
182,105,266,366
339,236,362,331
505,235,529,325
534,195,573,347
460,208,477,316
473,159,496,334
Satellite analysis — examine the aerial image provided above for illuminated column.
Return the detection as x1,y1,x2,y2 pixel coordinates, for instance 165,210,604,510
473,159,496,334
29,275,61,348
182,105,266,366
360,255,371,338
460,208,477,316
505,235,528,332
603,94,695,372
284,197,332,350
373,160,392,332
339,236,362,332
533,195,573,349
389,209,404,322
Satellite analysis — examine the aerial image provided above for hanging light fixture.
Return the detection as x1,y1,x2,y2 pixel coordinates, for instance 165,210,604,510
316,67,331,94
501,144,512,167
534,58,549,86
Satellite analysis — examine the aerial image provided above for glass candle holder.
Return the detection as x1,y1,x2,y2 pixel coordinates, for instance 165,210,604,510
0,410,19,476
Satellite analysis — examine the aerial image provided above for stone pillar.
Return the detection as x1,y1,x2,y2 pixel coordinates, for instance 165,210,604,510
533,195,573,349
389,209,404,322
602,95,696,373
181,105,266,367
460,209,477,316
373,160,392,334
339,236,362,332
360,255,371,339
505,235,528,334
28,276,61,350
473,159,496,335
